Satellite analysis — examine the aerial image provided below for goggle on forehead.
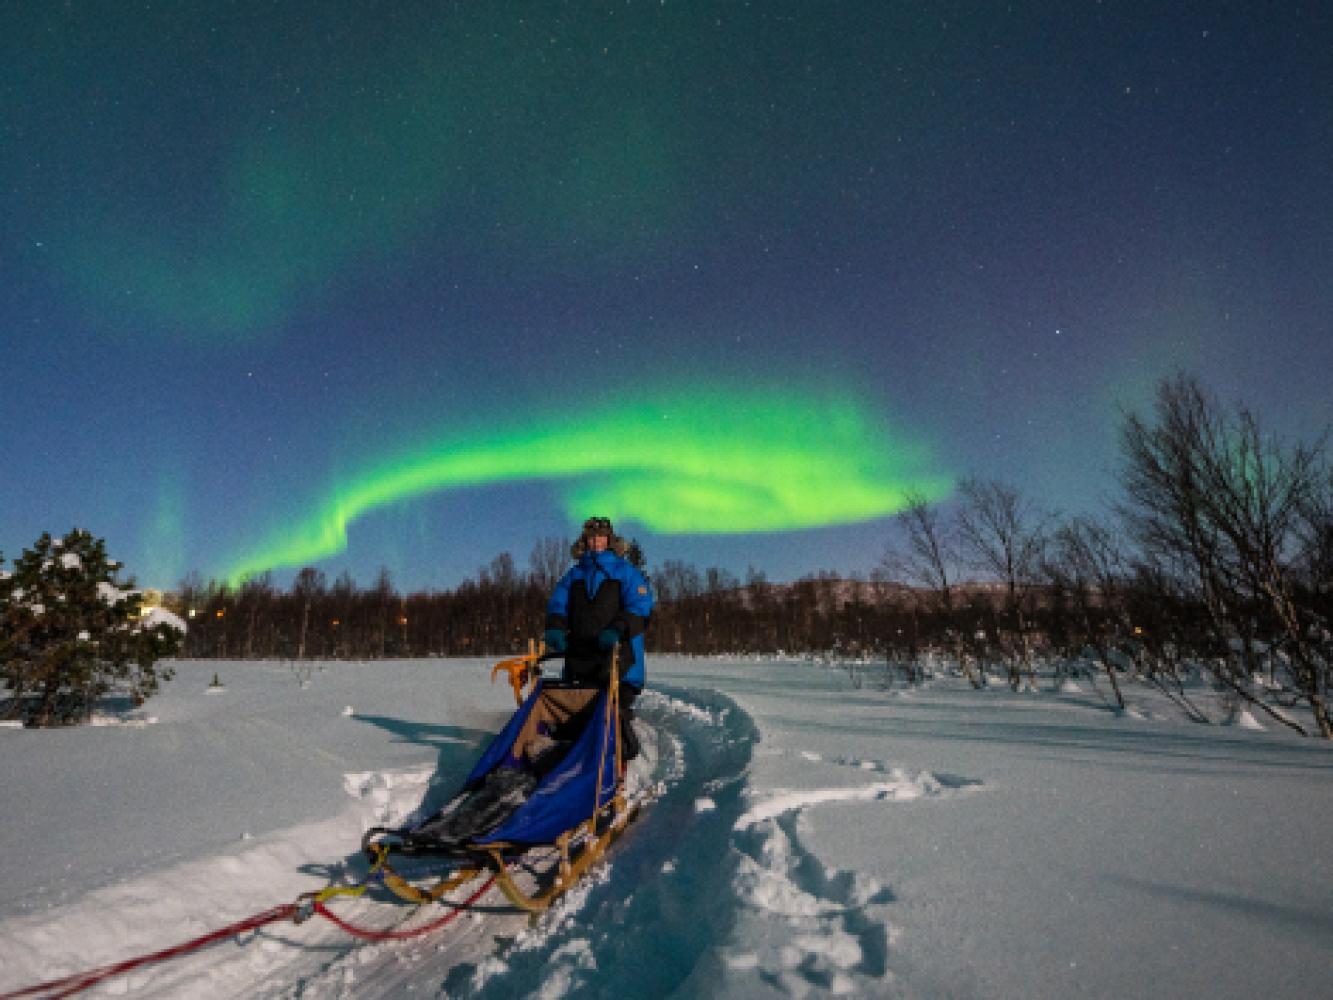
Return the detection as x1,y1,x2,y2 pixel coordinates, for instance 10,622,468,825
583,517,613,536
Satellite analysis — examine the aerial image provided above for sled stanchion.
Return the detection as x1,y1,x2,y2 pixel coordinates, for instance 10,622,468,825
379,863,485,905
482,794,646,914
592,646,618,826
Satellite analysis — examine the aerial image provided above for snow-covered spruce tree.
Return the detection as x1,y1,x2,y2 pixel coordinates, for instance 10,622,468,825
0,529,182,726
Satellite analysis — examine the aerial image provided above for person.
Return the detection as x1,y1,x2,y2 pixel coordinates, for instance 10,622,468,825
543,516,653,758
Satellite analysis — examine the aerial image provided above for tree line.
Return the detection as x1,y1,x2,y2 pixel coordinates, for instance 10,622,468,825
876,374,1331,737
7,373,1328,735
172,374,1332,737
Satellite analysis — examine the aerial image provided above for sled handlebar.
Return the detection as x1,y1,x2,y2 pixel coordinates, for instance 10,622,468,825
491,645,609,706
491,644,565,705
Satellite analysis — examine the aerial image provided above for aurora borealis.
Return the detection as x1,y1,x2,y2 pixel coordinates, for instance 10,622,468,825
3,2,1330,590
222,384,951,585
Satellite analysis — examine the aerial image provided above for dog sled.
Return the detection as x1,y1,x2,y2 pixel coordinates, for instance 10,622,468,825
362,645,647,913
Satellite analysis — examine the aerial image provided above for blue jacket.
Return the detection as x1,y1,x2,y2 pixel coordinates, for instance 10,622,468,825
546,550,654,688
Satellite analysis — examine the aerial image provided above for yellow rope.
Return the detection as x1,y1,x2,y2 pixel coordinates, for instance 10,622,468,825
307,843,392,905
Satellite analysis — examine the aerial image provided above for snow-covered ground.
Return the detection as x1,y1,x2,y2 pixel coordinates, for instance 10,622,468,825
2,656,1330,998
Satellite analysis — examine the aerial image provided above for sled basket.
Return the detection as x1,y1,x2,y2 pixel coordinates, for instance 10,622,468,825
378,678,622,855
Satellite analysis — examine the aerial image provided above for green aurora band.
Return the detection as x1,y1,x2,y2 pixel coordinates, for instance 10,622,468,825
224,388,952,585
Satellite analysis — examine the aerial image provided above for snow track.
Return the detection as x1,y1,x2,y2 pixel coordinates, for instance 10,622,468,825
10,655,1322,997
0,674,980,998
245,685,758,998
461,685,760,998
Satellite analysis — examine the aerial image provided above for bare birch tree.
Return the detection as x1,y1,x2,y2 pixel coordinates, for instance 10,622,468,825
1119,374,1331,737
1047,516,1128,710
527,536,569,592
881,491,979,687
956,477,1048,690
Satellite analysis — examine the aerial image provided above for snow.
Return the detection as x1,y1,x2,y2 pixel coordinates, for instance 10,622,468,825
1,656,1331,998
1226,706,1266,731
97,581,133,605
734,770,966,829
139,606,187,633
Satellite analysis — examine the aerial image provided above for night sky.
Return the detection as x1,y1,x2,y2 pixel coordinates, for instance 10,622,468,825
3,2,1330,591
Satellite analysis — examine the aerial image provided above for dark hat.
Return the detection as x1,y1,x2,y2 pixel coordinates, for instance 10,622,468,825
581,516,614,537
571,516,626,558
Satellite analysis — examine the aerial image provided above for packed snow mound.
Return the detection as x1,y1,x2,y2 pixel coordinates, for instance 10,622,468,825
735,766,970,829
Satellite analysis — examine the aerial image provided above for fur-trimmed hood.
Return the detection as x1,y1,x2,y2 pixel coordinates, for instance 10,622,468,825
570,533,627,559
570,516,627,559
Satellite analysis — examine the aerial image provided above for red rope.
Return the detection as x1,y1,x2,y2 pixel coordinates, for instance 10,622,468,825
312,874,496,940
0,903,297,1000
0,874,497,999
